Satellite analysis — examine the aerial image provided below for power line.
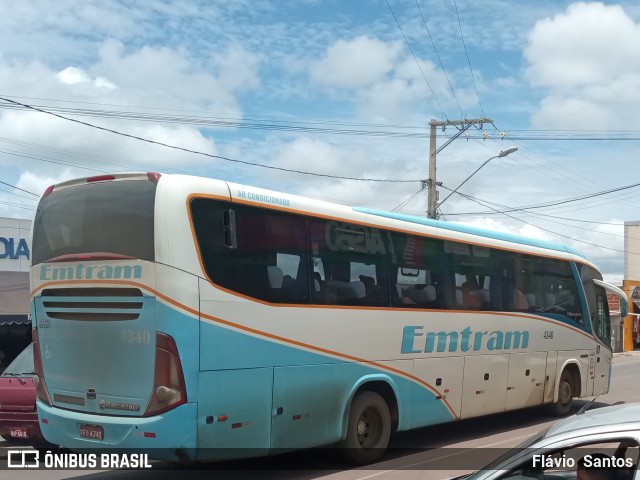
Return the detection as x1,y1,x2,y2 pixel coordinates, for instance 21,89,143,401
451,191,640,241
0,148,107,174
0,100,431,139
488,123,603,192
392,182,426,212
0,96,424,184
4,94,640,139
457,202,624,226
416,0,463,116
452,0,484,116
0,137,186,175
440,185,637,256
386,0,448,120
0,200,35,211
0,179,38,197
4,98,640,142
447,181,640,216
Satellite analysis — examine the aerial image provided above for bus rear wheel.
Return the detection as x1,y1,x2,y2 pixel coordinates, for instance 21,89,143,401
549,369,574,416
339,391,391,465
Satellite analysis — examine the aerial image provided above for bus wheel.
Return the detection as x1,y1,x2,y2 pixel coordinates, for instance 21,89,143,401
339,391,391,465
549,369,574,416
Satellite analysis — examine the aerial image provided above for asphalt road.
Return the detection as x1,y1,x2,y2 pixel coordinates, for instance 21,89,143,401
2,351,640,480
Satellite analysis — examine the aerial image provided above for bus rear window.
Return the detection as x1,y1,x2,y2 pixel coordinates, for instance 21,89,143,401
32,180,156,264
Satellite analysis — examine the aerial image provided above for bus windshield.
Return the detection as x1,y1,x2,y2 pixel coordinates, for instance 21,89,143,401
32,179,156,264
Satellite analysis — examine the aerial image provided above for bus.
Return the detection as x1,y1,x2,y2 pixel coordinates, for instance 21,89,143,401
30,172,627,465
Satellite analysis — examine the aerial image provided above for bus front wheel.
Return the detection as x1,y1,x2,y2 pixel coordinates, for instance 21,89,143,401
549,369,574,416
339,391,391,465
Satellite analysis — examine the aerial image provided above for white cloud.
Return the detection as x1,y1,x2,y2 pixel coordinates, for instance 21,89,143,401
58,67,91,85
0,39,256,179
94,40,260,114
310,36,402,89
526,3,640,88
525,2,640,129
58,66,117,90
271,137,375,185
215,44,261,93
0,108,217,178
16,170,76,198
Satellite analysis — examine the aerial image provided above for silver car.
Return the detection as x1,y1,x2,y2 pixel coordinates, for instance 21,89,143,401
463,403,640,480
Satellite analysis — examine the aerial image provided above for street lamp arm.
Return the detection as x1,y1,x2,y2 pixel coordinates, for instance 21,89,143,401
436,147,518,211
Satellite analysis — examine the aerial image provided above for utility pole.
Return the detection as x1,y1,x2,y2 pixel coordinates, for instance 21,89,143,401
426,117,493,219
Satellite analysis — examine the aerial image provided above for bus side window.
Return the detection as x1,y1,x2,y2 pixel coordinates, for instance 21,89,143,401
191,199,311,304
389,232,443,309
536,259,582,322
448,242,493,311
308,219,390,307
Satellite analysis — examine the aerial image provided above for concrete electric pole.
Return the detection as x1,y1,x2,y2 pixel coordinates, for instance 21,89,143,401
426,117,493,219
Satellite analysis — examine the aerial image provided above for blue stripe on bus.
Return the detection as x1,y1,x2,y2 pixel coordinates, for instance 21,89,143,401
36,299,454,460
37,399,198,461
353,207,587,259
198,317,455,433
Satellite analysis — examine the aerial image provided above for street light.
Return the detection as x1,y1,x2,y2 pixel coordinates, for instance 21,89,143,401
436,147,518,212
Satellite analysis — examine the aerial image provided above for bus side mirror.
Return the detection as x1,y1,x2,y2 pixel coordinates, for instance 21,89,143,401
592,279,628,317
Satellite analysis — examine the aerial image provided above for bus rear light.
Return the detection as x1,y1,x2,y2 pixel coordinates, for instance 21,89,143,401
43,185,54,197
147,172,162,184
87,175,116,183
32,328,53,407
143,332,186,417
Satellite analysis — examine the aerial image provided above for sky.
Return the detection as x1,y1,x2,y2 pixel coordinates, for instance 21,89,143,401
0,0,638,284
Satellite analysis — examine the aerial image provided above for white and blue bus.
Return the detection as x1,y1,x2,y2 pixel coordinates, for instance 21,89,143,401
31,172,627,464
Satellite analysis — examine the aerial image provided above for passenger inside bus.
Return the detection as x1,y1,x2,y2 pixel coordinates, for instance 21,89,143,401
460,281,482,310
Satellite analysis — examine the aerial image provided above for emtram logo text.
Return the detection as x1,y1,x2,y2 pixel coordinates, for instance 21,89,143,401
401,325,530,353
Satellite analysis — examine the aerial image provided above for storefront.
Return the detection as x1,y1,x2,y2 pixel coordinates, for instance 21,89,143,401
607,293,623,353
0,216,31,370
623,221,640,351
624,283,640,351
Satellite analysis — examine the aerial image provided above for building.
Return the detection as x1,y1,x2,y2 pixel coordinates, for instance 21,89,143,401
0,216,31,370
623,221,640,351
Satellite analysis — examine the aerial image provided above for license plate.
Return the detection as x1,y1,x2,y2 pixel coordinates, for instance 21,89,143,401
79,424,104,440
9,427,28,438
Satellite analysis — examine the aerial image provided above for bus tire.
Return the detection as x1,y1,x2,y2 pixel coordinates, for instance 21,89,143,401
549,369,574,416
339,391,391,465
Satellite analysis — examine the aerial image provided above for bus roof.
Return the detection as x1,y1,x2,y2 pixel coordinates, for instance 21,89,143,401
353,207,588,260
46,173,588,263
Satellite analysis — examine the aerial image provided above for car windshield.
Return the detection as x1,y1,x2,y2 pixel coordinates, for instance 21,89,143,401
464,426,552,479
2,343,34,377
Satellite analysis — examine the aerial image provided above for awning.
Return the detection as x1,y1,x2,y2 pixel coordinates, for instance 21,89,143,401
0,271,30,316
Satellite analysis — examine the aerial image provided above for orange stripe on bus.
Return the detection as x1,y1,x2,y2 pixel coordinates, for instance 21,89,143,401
32,278,598,418
32,278,458,418
183,193,596,318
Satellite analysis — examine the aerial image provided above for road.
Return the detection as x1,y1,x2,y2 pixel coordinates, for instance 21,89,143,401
3,352,640,480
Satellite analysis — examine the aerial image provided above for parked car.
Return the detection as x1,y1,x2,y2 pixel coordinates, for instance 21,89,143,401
0,343,47,445
459,403,640,480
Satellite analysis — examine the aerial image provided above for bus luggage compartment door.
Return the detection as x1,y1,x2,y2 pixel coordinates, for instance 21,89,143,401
196,368,273,459
460,354,508,419
505,352,547,410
